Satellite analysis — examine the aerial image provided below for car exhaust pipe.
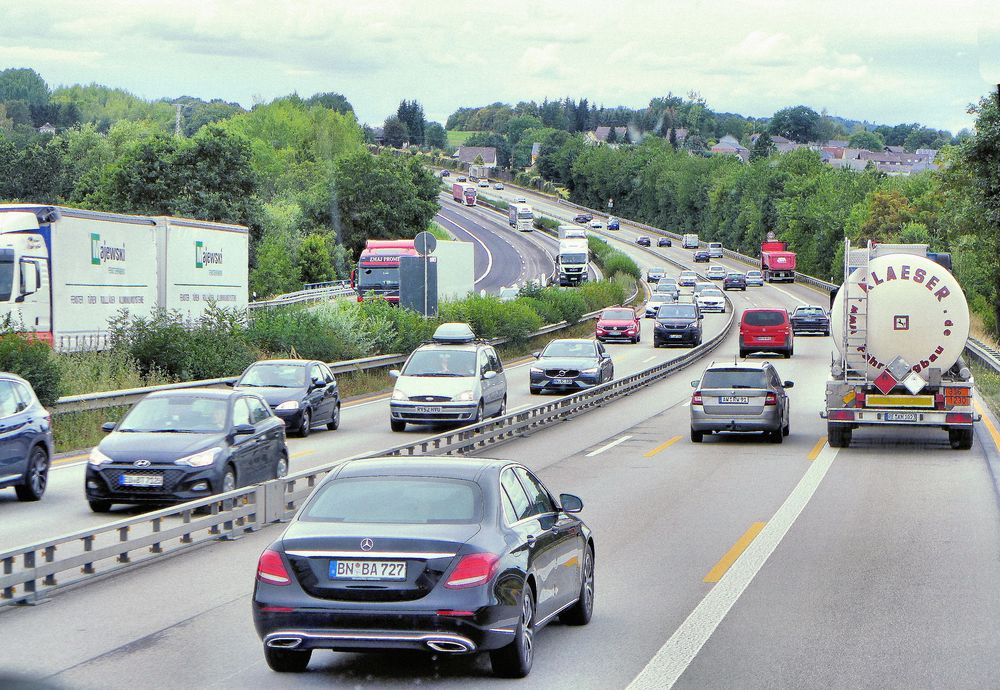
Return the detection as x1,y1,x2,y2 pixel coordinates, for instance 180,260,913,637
427,640,472,653
267,637,303,649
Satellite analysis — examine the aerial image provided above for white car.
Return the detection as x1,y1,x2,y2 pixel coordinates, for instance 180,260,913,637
678,270,698,287
478,180,490,188
590,219,603,229
514,196,527,203
696,288,725,313
745,270,765,287
497,286,519,302
644,293,677,318
494,182,504,190
706,265,727,280
646,266,667,282
388,323,507,431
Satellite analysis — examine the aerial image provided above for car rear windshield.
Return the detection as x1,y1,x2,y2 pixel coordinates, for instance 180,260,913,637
657,305,697,319
744,310,786,326
602,309,634,320
795,307,825,315
702,369,768,389
301,477,481,524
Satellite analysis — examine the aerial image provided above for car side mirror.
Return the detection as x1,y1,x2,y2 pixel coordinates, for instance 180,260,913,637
698,314,704,319
389,369,401,379
233,423,255,436
531,351,540,359
483,370,497,380
101,421,116,433
784,381,795,388
311,378,325,390
225,380,235,387
560,493,584,513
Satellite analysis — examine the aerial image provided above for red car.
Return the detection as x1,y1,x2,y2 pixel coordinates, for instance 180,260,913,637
596,306,641,344
739,308,793,358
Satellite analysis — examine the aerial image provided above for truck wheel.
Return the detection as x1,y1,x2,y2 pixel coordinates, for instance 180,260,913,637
828,424,851,448
949,428,973,450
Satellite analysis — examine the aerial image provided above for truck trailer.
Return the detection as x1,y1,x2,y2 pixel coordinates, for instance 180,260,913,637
760,233,796,282
0,204,248,351
509,204,534,232
823,239,977,449
452,182,477,206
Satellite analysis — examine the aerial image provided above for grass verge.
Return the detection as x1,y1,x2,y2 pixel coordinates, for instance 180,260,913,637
972,362,1000,418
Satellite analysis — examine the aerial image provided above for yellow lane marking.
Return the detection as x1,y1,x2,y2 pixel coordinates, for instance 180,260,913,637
564,556,579,568
345,392,391,407
53,452,89,466
644,435,682,458
974,400,1000,452
703,522,767,583
290,450,316,459
807,437,828,462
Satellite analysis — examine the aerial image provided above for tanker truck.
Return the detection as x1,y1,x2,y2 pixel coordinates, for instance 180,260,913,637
823,239,978,449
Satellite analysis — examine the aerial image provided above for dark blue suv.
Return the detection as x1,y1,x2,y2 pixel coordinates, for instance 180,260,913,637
0,373,54,502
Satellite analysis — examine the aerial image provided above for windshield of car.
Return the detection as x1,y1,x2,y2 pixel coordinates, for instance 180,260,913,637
542,341,596,358
649,267,665,274
119,396,229,433
795,307,826,315
301,477,481,523
744,310,787,326
648,294,671,303
680,272,695,278
602,309,634,320
660,278,677,285
238,363,306,388
701,289,723,297
701,369,769,389
402,349,477,377
657,305,697,320
746,271,762,277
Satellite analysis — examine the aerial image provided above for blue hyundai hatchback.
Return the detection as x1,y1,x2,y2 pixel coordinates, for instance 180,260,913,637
0,373,54,502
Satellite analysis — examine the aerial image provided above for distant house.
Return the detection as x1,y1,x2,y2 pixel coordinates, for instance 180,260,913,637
710,134,750,162
38,122,56,135
369,126,385,145
884,145,905,154
455,146,498,176
749,132,799,154
829,147,938,175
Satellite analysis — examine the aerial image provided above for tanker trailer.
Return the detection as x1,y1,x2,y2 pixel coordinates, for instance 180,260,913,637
823,240,978,449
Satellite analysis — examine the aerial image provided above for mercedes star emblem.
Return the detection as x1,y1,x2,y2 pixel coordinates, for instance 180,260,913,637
360,538,374,551
133,459,151,468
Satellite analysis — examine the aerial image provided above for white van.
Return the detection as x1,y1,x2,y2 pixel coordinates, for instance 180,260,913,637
708,242,723,258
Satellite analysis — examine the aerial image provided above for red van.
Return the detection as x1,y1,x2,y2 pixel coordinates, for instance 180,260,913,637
740,308,793,358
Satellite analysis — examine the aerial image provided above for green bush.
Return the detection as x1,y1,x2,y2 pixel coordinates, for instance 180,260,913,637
538,287,587,323
602,252,642,280
357,298,437,354
535,215,560,233
578,279,629,311
440,294,543,343
0,334,61,406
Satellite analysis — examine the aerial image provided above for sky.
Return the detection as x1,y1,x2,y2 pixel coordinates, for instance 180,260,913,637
1,0,996,133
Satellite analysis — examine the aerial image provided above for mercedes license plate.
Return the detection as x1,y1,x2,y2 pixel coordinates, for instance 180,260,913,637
120,474,163,487
414,406,442,414
551,378,574,385
885,412,918,422
719,396,750,404
330,560,407,581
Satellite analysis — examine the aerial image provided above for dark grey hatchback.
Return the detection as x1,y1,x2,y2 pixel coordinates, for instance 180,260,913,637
85,390,287,512
233,359,341,437
252,457,594,678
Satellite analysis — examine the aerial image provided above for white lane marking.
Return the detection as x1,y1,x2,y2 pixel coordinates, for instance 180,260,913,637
682,400,690,407
436,213,494,284
585,435,633,457
766,283,799,302
627,442,839,690
643,355,657,363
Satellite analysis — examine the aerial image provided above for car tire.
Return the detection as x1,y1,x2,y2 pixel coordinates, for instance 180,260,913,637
89,499,112,513
298,409,311,438
491,584,535,678
275,451,289,479
473,401,484,425
495,396,507,418
949,428,974,450
529,388,540,395
15,445,49,501
221,466,237,494
560,545,595,626
691,428,704,443
828,424,852,448
264,645,312,673
768,428,783,443
783,348,792,359
390,419,406,432
824,329,831,337
783,419,790,437
739,349,748,358
327,402,341,431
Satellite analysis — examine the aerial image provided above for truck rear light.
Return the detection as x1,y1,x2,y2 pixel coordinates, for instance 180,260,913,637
692,392,703,405
764,392,777,406
829,410,855,421
934,393,945,409
946,413,973,424
855,391,866,407
257,549,291,586
445,553,500,589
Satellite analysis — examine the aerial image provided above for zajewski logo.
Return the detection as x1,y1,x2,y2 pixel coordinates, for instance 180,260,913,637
194,240,224,269
90,233,126,265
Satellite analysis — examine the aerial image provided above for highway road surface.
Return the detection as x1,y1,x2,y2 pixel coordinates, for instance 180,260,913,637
2,196,999,688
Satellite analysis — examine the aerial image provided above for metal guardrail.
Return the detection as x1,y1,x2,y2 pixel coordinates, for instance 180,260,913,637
0,278,711,607
248,282,354,311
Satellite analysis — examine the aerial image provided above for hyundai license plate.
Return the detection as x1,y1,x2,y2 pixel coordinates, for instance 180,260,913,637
414,406,441,414
120,474,163,487
719,396,750,404
330,560,407,581
552,378,574,385
885,412,918,422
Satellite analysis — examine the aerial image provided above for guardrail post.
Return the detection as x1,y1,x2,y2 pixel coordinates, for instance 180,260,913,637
21,550,38,604
117,526,131,563
150,517,163,554
42,546,56,586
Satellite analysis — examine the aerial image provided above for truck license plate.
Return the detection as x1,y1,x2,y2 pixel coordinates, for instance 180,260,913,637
885,412,918,422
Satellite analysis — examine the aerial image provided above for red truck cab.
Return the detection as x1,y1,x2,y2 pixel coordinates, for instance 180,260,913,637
351,239,419,303
596,306,641,344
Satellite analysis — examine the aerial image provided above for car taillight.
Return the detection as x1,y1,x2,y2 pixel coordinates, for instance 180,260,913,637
764,392,778,406
692,392,703,405
445,553,500,589
257,549,291,586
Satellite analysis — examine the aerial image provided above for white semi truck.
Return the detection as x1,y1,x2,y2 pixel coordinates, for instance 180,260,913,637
0,204,249,351
508,203,534,232
556,237,589,287
823,240,977,449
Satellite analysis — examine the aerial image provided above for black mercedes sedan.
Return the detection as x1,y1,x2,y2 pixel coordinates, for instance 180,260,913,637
790,305,831,336
233,359,341,437
529,339,614,394
85,390,287,512
252,457,594,678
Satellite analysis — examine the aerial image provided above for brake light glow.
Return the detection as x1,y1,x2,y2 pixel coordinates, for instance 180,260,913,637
691,392,703,405
445,553,500,589
764,392,777,406
436,610,476,617
260,606,295,613
829,410,855,421
256,549,291,585
946,413,973,424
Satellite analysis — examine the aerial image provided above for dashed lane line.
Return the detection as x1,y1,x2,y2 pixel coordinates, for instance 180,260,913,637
585,435,633,457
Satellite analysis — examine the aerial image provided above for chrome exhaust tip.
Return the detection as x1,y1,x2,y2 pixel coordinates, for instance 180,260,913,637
427,640,472,653
267,636,303,649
